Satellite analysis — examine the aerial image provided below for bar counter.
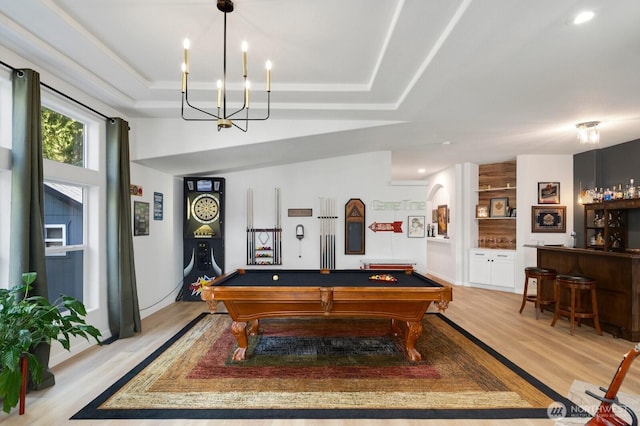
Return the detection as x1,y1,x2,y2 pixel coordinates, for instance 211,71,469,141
532,245,640,341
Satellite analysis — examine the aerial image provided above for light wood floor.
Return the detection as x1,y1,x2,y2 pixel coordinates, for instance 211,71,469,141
3,283,639,426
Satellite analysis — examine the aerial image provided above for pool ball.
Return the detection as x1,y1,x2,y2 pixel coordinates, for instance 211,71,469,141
272,274,279,281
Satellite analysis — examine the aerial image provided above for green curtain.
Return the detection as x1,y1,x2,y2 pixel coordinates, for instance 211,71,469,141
106,118,141,338
9,68,55,389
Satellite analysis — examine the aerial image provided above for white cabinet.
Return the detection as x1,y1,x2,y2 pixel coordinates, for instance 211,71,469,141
469,249,515,288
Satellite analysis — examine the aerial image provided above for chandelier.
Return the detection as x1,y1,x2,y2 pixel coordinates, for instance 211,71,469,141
180,0,272,131
576,121,600,144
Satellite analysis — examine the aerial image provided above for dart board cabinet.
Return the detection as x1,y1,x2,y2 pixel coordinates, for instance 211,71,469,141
182,177,225,301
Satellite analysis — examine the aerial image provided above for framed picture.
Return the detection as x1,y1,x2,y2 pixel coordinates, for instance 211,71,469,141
531,206,566,233
437,205,448,235
538,182,560,204
476,205,489,218
489,197,509,217
408,216,425,238
432,209,438,223
133,201,150,236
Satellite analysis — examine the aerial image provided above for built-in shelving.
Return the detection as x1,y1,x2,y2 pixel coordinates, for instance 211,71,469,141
476,161,517,248
583,199,640,251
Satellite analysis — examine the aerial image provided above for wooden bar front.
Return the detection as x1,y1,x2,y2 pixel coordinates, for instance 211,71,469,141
536,246,640,341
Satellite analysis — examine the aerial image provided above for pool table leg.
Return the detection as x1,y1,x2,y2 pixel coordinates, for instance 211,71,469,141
391,319,423,362
230,320,260,362
247,319,260,336
231,321,249,361
404,321,423,362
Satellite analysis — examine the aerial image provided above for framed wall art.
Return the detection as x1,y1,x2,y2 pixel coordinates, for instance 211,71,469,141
133,201,150,236
489,197,509,217
408,216,425,238
531,205,566,233
437,205,448,235
538,182,560,204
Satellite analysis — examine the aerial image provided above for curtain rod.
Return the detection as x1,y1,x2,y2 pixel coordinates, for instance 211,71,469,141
0,59,112,121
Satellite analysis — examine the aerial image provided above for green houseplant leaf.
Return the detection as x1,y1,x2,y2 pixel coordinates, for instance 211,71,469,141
0,272,102,413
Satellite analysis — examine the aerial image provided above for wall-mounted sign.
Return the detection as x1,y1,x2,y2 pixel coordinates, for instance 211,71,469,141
368,221,403,233
130,184,143,196
288,208,313,217
154,192,163,220
371,200,426,211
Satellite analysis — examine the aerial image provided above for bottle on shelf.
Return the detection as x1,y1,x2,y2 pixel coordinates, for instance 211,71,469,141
584,189,593,203
629,179,636,199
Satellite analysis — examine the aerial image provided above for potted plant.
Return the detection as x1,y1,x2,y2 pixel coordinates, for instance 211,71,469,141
0,272,101,414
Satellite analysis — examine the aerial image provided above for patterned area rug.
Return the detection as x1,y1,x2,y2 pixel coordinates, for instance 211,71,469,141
72,313,577,420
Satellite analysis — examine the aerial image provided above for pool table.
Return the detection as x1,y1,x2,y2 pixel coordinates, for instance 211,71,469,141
200,268,452,362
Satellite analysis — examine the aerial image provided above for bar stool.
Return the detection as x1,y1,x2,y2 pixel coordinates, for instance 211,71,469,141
551,274,602,336
519,267,557,319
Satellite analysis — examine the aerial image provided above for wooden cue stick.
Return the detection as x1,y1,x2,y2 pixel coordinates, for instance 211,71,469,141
332,197,335,269
330,197,335,269
320,198,325,268
333,197,335,269
329,199,332,268
329,197,333,269
320,197,323,269
251,228,255,264
320,197,325,269
323,197,326,269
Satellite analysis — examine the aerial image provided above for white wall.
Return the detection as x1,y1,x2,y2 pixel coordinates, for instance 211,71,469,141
218,151,429,273
128,163,183,317
515,154,574,294
425,164,458,284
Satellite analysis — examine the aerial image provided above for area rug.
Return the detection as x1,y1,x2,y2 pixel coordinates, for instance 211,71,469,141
72,312,578,420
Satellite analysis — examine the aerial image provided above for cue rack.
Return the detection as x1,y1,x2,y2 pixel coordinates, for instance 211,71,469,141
318,197,337,270
246,188,282,265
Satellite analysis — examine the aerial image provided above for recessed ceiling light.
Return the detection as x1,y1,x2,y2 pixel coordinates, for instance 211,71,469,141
574,10,595,25
442,141,451,145
417,168,426,174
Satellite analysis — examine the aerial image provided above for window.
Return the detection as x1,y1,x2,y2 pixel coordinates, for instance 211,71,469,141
0,69,10,287
42,106,85,167
44,181,85,304
41,95,103,309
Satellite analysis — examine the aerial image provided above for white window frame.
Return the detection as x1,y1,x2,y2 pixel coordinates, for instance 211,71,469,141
42,88,105,312
0,68,12,287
